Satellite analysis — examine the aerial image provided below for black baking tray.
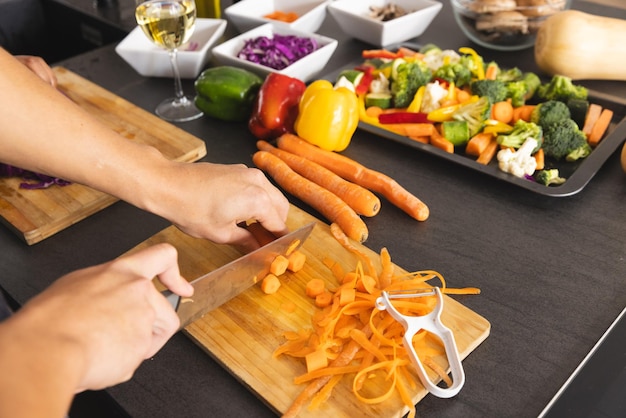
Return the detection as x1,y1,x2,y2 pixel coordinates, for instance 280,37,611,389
324,60,626,197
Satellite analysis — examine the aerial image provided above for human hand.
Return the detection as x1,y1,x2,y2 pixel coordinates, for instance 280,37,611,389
156,162,290,252
14,55,57,87
16,243,193,392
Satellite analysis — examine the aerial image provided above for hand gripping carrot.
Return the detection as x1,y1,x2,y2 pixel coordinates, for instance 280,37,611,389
276,134,429,221
256,140,380,217
252,150,369,243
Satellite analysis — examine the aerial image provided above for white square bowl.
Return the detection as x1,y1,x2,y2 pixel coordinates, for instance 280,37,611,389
224,0,329,34
327,0,442,47
211,23,338,82
115,18,227,79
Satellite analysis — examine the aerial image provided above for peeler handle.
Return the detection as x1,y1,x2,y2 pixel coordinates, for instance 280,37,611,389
377,288,465,398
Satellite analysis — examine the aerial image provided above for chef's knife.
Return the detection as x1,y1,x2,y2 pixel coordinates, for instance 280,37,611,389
163,222,316,329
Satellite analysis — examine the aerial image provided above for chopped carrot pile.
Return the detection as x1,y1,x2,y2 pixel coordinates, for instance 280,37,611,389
264,10,299,23
276,223,481,418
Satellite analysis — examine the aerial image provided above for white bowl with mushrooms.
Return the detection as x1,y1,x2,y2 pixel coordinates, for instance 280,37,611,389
327,0,442,47
451,0,571,51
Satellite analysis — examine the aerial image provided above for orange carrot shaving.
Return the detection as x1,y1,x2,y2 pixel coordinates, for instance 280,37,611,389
276,234,481,417
257,140,381,217
260,273,281,294
263,10,299,23
588,108,613,147
253,150,369,243
277,134,429,221
269,254,289,276
287,250,306,272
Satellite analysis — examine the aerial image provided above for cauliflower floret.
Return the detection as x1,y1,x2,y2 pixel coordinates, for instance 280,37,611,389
334,76,356,93
369,73,390,95
497,137,539,178
421,81,449,113
422,49,461,71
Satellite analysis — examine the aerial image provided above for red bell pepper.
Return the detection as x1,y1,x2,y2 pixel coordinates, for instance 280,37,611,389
248,73,306,139
378,112,432,124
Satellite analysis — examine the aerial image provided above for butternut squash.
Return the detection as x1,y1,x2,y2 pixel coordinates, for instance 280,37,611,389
621,142,626,173
535,10,626,80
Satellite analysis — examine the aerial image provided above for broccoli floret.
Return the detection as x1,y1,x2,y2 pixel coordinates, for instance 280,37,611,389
530,100,571,130
470,79,508,104
505,81,529,107
451,95,491,136
535,169,566,186
521,72,541,99
391,60,432,108
542,118,592,161
459,53,485,81
496,119,543,152
496,67,523,83
433,62,472,88
503,71,541,107
537,74,588,102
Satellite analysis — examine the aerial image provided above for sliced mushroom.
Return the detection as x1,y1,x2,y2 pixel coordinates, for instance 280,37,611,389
516,0,567,17
476,10,529,34
467,0,517,14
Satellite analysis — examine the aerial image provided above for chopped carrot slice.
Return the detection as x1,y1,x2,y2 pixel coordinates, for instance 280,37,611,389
287,250,306,272
260,273,281,294
270,254,289,276
476,137,499,165
534,148,545,171
306,278,326,298
315,291,333,308
465,132,493,157
305,349,329,373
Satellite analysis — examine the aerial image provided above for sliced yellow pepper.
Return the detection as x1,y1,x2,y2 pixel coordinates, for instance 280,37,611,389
483,119,514,134
295,80,359,152
459,47,485,80
406,85,426,113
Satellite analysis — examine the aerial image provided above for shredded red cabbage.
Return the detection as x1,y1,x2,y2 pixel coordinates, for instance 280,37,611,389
0,164,71,189
237,35,319,70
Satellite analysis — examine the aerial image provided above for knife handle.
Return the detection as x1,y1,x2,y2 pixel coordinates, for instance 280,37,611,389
162,289,180,311
245,221,277,247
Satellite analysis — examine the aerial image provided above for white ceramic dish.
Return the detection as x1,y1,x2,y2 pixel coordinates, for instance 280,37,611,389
224,0,329,33
327,0,442,47
115,18,227,79
211,23,337,82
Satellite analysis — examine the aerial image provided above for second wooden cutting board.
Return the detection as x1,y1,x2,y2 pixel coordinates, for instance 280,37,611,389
128,205,491,417
0,67,207,245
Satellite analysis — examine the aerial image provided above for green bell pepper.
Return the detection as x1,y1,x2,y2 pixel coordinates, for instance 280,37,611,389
194,66,263,122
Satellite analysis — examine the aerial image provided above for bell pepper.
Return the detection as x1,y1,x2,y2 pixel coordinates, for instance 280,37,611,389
194,66,263,122
248,73,306,139
294,80,359,152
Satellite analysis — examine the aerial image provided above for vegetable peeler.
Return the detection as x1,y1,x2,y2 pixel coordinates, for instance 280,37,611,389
375,287,465,398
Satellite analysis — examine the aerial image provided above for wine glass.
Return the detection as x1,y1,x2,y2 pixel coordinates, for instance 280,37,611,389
135,0,203,122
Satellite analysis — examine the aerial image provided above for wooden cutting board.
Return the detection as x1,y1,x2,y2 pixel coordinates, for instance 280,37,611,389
0,67,207,245
128,205,491,417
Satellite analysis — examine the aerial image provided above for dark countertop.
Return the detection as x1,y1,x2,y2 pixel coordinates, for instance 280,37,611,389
2,1,626,417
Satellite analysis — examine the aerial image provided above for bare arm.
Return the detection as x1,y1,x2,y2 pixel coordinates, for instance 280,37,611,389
0,244,193,417
0,48,289,250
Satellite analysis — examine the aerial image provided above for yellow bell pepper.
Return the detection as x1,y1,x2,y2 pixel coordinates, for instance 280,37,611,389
459,47,485,80
295,80,359,152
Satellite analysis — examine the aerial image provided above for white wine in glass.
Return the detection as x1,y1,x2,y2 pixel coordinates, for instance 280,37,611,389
135,0,203,122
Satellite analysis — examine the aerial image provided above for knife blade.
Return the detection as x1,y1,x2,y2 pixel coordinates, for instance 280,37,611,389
163,222,316,329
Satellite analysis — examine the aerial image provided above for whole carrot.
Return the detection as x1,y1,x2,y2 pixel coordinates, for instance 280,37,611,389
277,134,429,221
252,151,369,243
256,140,381,217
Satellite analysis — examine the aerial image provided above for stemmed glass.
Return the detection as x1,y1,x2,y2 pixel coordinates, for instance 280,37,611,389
135,0,203,122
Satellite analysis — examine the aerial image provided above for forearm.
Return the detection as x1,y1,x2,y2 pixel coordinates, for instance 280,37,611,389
0,313,84,417
0,47,170,214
